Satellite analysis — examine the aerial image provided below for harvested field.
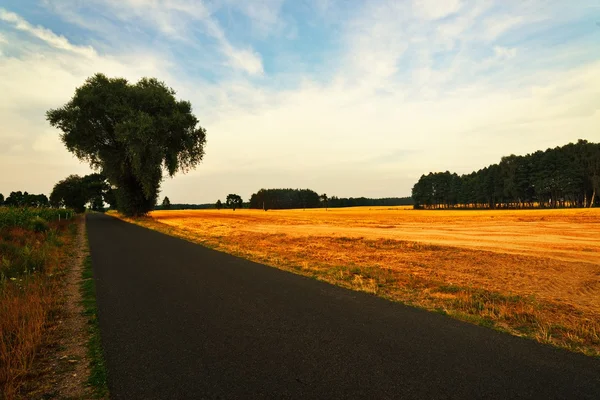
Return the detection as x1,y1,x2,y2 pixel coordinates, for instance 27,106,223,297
121,207,600,356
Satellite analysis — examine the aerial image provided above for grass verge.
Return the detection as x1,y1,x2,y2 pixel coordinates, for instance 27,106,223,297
81,253,109,398
0,215,75,399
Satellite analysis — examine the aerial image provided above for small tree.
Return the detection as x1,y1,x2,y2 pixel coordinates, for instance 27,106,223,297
162,196,172,210
50,174,111,212
50,175,88,212
0,193,3,206
226,194,243,211
5,191,24,207
216,199,222,210
320,193,328,210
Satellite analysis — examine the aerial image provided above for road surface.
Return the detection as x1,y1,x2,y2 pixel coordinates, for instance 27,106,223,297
86,213,600,399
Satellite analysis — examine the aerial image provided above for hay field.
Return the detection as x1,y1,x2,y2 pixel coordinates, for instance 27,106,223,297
125,207,600,355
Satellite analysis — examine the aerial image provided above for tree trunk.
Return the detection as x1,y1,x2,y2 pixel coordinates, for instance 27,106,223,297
590,189,596,208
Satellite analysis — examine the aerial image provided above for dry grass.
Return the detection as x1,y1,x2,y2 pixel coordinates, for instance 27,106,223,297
0,220,75,399
118,207,600,356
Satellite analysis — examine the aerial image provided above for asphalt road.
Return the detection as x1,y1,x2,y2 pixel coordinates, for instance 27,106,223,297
86,213,600,399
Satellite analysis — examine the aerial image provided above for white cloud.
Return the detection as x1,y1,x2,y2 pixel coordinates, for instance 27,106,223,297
483,14,524,40
0,9,172,196
493,46,517,59
0,8,96,57
221,44,264,75
222,0,286,37
413,0,463,20
43,0,265,75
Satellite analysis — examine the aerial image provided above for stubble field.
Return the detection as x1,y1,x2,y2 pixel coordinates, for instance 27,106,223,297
123,207,600,356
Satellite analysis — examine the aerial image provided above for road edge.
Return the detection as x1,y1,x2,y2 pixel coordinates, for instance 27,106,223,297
81,222,110,399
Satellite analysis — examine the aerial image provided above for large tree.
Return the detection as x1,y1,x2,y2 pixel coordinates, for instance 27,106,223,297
47,73,207,216
0,193,3,206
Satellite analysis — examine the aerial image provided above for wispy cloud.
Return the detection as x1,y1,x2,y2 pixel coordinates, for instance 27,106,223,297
413,0,464,20
43,0,265,75
0,8,96,57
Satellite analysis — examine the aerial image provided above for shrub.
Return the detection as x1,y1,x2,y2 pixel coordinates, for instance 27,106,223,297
28,217,49,233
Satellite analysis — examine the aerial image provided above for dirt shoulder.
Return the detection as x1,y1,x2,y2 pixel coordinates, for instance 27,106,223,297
21,216,104,399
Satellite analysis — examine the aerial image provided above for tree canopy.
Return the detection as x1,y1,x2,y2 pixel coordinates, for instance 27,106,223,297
46,73,207,216
162,196,171,210
226,194,243,211
3,192,49,208
50,175,88,212
412,140,600,209
50,173,113,212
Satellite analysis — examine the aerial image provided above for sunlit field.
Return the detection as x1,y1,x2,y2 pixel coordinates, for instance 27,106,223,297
123,207,600,356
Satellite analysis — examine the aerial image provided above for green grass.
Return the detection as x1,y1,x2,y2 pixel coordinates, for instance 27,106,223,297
81,254,109,398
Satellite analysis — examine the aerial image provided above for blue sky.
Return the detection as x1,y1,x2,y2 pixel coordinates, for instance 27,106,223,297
1,0,599,203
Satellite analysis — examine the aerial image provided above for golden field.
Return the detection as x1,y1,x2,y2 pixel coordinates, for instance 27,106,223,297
121,207,600,356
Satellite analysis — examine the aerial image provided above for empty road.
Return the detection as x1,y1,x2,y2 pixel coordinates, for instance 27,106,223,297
87,213,600,399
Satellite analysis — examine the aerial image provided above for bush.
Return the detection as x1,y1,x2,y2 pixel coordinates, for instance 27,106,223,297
28,217,49,233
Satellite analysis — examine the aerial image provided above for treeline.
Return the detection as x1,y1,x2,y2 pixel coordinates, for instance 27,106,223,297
249,189,320,210
0,173,115,213
327,196,413,208
155,203,215,210
0,191,49,207
247,188,412,210
412,139,600,209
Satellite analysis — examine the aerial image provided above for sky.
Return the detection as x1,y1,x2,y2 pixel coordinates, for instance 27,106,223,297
1,0,599,203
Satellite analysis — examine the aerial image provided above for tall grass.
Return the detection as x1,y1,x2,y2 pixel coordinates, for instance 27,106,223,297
0,207,73,230
0,207,76,399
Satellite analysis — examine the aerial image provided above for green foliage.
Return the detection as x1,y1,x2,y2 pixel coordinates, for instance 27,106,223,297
84,173,111,212
4,191,49,207
216,199,222,210
47,73,207,217
0,209,73,279
412,140,600,209
226,194,243,211
162,196,171,210
28,216,49,233
50,174,112,212
0,207,73,230
319,193,328,209
50,175,88,212
0,193,4,206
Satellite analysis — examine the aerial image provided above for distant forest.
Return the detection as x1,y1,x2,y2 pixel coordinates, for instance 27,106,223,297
412,139,600,209
155,203,214,210
248,188,412,210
